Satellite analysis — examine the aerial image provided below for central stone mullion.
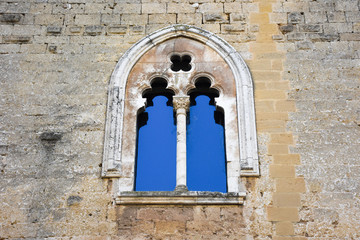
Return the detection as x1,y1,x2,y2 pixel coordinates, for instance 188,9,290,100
173,96,190,191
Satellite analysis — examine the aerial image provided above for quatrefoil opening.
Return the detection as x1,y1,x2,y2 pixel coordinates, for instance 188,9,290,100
170,54,192,72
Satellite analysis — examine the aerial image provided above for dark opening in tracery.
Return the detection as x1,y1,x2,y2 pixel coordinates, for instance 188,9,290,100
170,54,192,72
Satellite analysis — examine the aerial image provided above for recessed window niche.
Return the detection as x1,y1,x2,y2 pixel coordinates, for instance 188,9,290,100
102,25,259,205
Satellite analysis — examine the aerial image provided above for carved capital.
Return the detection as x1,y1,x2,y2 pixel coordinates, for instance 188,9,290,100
173,96,190,111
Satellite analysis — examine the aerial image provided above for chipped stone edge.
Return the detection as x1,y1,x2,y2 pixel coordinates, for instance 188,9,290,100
102,24,259,181
115,191,246,205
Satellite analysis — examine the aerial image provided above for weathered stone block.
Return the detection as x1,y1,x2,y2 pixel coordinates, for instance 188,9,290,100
222,23,245,34
308,33,339,42
314,208,339,223
204,13,228,23
335,1,359,11
230,13,246,22
0,44,20,54
84,3,112,14
299,24,321,32
0,25,13,36
199,23,220,34
48,45,57,53
346,11,360,22
141,3,166,14
276,178,306,193
4,2,30,14
255,90,286,100
20,44,47,54
84,25,103,36
305,11,327,24
296,41,313,50
243,2,259,13
34,14,65,25
271,133,294,144
12,25,43,36
276,221,294,235
250,13,269,24
224,3,242,13
155,221,186,235
53,3,85,14
121,14,147,25
107,25,127,34
327,11,346,23
3,36,31,44
255,100,275,112
275,100,296,112
267,207,300,221
75,14,100,25
145,24,168,35
340,33,360,41
30,3,53,14
268,145,290,155
148,14,176,24
250,24,259,32
283,2,309,12
199,3,224,13
287,33,305,41
177,13,202,25
47,26,62,34
273,154,301,165
324,23,352,34
270,13,287,24
129,25,144,34
270,165,295,178
101,14,121,25
309,1,334,12
279,24,294,34
167,3,195,14
0,13,22,23
69,26,82,33
113,3,141,14
288,12,304,24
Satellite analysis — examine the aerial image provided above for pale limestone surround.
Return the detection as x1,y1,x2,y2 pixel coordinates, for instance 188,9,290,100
102,25,259,202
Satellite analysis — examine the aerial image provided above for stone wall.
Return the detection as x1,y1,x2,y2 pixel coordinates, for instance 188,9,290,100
0,0,359,239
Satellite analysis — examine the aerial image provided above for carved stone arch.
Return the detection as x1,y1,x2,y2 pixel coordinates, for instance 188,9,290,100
102,25,259,195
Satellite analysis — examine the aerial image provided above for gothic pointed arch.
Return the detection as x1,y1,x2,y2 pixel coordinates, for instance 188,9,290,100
102,25,259,198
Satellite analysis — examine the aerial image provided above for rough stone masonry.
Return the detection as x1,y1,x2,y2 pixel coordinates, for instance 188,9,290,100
0,0,359,239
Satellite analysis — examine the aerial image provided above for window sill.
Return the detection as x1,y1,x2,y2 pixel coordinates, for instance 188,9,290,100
115,191,246,205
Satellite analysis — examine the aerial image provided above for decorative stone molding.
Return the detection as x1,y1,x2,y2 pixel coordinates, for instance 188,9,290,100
173,96,190,111
116,191,246,205
102,24,260,200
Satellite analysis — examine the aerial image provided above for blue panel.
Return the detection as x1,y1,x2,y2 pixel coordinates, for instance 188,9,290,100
135,96,176,191
187,95,227,192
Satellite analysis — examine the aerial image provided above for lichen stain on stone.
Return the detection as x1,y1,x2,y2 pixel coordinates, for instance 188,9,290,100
39,132,63,142
67,195,83,206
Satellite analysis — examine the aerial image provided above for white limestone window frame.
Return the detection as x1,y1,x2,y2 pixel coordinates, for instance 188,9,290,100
102,25,259,205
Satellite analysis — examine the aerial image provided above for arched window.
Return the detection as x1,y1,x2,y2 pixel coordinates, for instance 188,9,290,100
187,78,227,193
135,78,176,191
102,25,259,205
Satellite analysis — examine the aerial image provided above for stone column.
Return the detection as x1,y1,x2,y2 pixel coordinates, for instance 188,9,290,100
173,96,190,192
